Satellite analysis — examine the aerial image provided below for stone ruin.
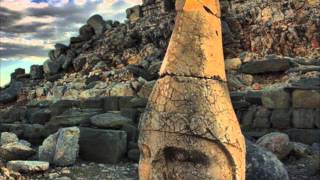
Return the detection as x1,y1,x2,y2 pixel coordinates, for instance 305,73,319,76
126,0,175,22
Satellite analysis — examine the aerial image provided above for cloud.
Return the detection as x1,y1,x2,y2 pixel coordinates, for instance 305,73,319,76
0,42,48,58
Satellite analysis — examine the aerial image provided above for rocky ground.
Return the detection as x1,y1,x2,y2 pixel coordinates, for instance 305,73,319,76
0,0,319,179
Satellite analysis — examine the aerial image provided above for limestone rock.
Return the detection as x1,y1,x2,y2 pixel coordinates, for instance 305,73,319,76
39,127,80,166
241,58,289,74
90,113,133,128
7,161,49,173
292,90,320,108
0,132,18,146
79,128,127,163
0,142,35,161
246,140,289,180
53,127,80,166
43,60,61,75
292,109,314,129
261,88,290,109
30,65,44,79
256,132,293,159
87,14,105,35
109,83,135,96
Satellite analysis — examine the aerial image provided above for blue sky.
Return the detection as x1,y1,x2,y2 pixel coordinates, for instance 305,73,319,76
0,0,141,86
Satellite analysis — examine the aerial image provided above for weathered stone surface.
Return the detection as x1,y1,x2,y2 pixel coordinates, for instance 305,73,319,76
292,142,311,157
30,65,44,79
138,1,245,179
252,107,271,128
0,132,18,146
246,140,289,180
256,132,293,159
110,83,135,96
241,58,290,74
39,127,80,166
292,109,314,129
87,14,105,35
0,82,23,104
90,113,133,128
7,161,49,173
245,91,262,105
137,81,155,98
43,60,61,75
261,88,290,109
126,5,142,22
53,127,80,166
286,129,320,145
287,78,320,90
79,24,94,41
0,142,35,161
270,109,291,129
72,57,86,72
29,109,51,124
225,58,242,70
292,90,320,108
79,128,127,163
103,96,119,111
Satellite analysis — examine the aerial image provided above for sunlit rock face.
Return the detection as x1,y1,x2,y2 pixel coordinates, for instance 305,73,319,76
138,0,246,180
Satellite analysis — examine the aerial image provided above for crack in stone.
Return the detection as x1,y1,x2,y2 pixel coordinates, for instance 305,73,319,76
160,74,227,83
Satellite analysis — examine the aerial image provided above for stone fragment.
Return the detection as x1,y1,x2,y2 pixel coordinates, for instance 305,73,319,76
126,5,142,22
110,83,135,96
90,113,133,128
253,107,271,128
0,142,35,161
241,58,289,74
292,90,320,108
292,109,314,129
225,58,242,70
0,132,18,146
30,65,44,79
270,109,291,129
7,161,49,173
261,88,290,109
43,60,61,75
256,132,293,159
79,128,127,163
39,127,80,166
87,14,105,35
246,140,289,180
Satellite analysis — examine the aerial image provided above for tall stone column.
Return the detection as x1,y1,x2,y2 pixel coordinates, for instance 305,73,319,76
138,0,246,179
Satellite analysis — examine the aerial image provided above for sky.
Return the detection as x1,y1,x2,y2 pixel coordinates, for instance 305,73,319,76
0,0,141,86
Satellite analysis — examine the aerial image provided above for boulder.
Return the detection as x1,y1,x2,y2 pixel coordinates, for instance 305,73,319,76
30,65,44,79
7,161,49,173
43,60,61,75
292,90,320,108
87,14,105,35
0,82,23,104
261,88,290,109
252,107,271,128
53,127,80,166
137,81,155,98
292,142,311,157
0,132,18,146
246,140,289,180
72,57,86,72
126,5,142,22
241,58,290,74
39,127,80,166
292,109,314,128
0,142,35,161
256,132,293,159
10,68,25,80
270,109,291,129
79,128,127,163
286,129,320,145
225,58,242,70
110,83,135,96
29,109,51,124
79,24,94,40
90,113,133,128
